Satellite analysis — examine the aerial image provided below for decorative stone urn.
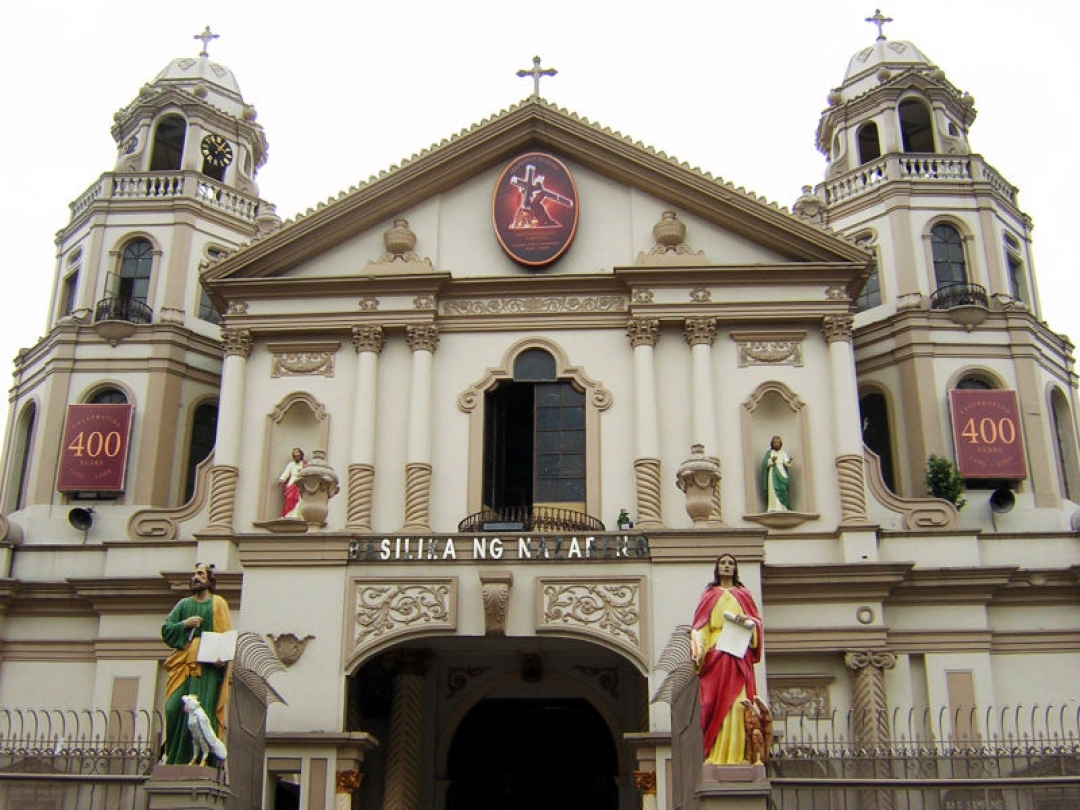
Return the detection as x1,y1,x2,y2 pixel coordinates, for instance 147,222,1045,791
296,450,340,527
383,218,416,257
652,210,686,249
675,444,722,527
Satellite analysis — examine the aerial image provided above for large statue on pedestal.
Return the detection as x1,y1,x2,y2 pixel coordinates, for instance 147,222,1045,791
690,554,764,765
161,563,232,765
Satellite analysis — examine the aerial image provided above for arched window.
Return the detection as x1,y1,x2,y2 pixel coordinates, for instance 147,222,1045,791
1003,233,1029,305
859,392,895,492
955,375,993,391
149,115,186,171
119,239,153,304
1051,389,1080,501
857,122,881,164
184,402,218,503
89,388,128,405
7,403,36,511
899,98,934,153
931,224,967,289
484,349,585,512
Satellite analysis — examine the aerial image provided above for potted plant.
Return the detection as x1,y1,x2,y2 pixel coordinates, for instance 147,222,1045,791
617,508,633,530
925,454,966,510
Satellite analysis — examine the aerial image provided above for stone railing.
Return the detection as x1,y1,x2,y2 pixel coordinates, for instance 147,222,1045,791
820,153,1018,207
70,172,261,223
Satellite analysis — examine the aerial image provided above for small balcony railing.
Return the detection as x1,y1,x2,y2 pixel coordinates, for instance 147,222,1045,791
94,296,153,325
458,506,605,534
929,282,989,311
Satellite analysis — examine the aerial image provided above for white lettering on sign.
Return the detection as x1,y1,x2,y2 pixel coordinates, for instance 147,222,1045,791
357,534,649,562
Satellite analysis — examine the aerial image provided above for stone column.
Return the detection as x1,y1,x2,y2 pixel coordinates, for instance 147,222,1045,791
845,649,897,810
684,318,719,457
348,326,384,531
205,328,251,534
627,318,664,529
824,315,869,525
383,650,429,810
633,770,658,810
401,325,438,532
335,769,362,810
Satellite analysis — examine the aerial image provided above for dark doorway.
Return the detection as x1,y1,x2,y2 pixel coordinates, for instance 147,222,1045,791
447,697,619,810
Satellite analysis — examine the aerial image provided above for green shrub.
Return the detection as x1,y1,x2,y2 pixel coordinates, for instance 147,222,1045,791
925,454,966,510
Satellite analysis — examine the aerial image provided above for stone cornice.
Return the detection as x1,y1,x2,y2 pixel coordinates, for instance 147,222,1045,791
202,103,870,283
763,563,912,603
887,566,1018,605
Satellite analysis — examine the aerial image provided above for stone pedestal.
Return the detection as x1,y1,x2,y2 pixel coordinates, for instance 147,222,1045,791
145,765,232,810
697,765,770,810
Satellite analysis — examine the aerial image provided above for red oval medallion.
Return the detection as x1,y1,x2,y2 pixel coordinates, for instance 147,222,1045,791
492,152,579,267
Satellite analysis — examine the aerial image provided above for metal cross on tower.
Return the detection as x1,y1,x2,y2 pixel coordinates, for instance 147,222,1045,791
517,56,557,99
865,9,893,41
194,26,220,58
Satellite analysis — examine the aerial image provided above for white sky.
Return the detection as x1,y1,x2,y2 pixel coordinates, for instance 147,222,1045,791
2,1,1078,434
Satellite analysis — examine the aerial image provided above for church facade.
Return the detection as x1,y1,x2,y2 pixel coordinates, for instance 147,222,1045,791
1,22,1078,810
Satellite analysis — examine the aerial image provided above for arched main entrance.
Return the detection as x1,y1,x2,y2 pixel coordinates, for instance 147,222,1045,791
447,696,619,810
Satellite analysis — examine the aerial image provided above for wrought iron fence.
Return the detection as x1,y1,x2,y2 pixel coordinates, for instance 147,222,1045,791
0,708,164,810
94,295,153,324
929,283,989,311
769,705,1080,810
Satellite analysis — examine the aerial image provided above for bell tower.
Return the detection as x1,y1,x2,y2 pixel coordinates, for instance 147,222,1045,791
796,13,1080,518
1,30,279,532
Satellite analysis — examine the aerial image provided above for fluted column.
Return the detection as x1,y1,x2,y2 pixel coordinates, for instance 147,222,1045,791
824,315,869,524
627,318,663,529
845,649,897,810
205,328,250,534
401,325,438,532
383,650,429,810
348,326,384,531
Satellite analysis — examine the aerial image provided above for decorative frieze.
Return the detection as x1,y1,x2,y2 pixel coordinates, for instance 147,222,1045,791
631,288,655,304
441,295,626,316
226,301,248,315
352,579,456,654
689,286,711,303
826,284,849,301
732,331,806,367
538,577,643,662
768,677,833,718
358,295,379,312
413,294,436,311
626,318,660,348
267,341,340,378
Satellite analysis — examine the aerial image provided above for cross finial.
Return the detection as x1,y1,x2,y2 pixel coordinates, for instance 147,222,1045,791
194,26,220,58
516,56,557,100
865,9,892,41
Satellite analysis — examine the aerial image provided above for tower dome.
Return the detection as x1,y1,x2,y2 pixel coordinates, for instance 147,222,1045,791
836,38,936,103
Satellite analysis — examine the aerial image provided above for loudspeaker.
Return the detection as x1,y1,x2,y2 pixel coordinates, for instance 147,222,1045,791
989,488,1015,514
68,507,94,531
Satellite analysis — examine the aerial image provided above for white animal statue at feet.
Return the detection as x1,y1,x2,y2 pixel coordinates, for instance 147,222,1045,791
181,693,227,765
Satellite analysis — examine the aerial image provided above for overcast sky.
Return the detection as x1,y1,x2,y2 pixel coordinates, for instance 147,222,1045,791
2,1,1078,434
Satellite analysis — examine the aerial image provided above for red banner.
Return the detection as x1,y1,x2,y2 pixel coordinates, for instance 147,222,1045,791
57,404,134,492
949,390,1027,479
492,152,579,267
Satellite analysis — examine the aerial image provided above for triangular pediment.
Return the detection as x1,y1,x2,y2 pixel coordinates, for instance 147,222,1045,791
204,99,868,286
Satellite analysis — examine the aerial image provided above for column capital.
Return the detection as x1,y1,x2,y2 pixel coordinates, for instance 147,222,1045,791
627,318,660,348
822,314,855,344
352,325,385,354
405,324,439,353
844,649,897,671
633,770,657,795
221,328,252,357
683,317,717,347
336,769,362,795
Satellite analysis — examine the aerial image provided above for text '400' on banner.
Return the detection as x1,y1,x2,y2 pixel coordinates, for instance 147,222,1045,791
949,389,1027,479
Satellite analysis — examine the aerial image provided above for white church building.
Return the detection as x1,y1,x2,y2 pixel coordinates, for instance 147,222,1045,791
0,16,1077,810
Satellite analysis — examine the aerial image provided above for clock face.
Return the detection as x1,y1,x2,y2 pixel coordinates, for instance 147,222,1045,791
201,134,234,168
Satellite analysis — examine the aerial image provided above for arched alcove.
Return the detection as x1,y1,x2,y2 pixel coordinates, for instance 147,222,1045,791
740,381,817,526
259,392,330,520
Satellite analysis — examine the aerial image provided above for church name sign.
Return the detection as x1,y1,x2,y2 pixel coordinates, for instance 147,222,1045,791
349,533,650,562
